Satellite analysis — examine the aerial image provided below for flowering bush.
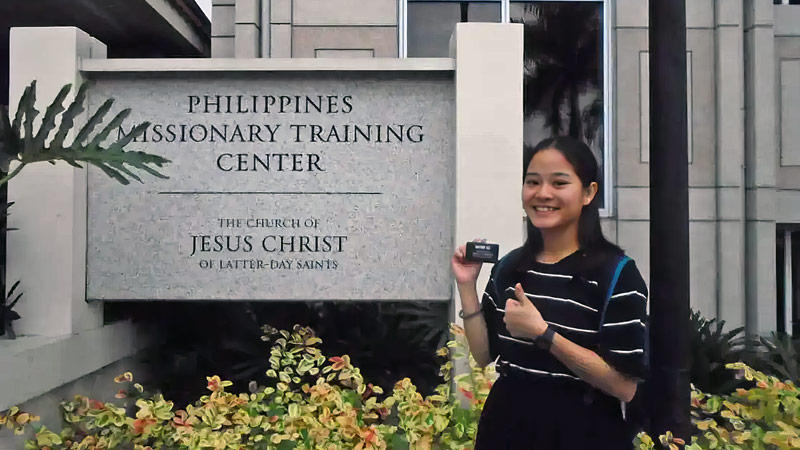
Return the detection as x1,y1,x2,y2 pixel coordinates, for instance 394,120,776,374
0,406,40,436
7,322,800,450
1,324,496,450
635,362,800,450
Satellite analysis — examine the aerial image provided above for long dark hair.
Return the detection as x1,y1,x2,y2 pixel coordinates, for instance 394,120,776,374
519,136,622,270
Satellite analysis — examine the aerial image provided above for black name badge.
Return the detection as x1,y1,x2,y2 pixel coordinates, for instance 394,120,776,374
465,242,499,263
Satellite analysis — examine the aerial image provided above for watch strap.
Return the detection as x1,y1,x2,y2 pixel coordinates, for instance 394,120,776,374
535,326,555,350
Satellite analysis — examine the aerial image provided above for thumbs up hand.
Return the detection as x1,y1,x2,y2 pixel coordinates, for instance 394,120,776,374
504,283,548,340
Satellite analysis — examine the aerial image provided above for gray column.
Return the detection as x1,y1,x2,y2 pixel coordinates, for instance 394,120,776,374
614,0,651,282
714,0,747,329
744,0,778,335
783,230,792,334
235,0,262,57
687,0,718,319
452,22,524,323
7,27,105,336
261,0,271,57
270,0,292,58
212,0,236,57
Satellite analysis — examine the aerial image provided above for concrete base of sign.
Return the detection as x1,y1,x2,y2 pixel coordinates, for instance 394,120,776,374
0,320,148,411
0,325,148,449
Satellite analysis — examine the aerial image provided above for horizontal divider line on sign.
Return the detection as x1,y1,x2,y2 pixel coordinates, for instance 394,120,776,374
157,191,384,195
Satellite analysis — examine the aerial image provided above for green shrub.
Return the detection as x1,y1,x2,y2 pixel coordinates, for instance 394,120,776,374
1,324,495,450
749,332,800,383
688,310,746,394
636,362,800,450
6,320,800,450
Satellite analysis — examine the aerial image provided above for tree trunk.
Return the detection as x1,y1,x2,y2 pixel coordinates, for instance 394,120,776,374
568,86,581,138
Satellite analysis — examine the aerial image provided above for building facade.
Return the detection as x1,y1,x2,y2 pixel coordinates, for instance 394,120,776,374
211,0,800,336
0,0,210,106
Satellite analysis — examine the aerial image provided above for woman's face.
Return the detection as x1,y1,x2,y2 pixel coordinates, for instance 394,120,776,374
522,148,597,232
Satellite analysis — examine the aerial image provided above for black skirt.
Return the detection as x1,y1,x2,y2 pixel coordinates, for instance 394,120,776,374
474,372,632,450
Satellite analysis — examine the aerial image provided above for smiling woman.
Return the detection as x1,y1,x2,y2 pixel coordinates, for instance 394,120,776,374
523,148,597,236
451,136,649,449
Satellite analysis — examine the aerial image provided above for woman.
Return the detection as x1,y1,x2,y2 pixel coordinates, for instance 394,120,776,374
451,136,648,449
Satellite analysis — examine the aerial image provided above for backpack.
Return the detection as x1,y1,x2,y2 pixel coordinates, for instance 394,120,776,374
602,255,651,435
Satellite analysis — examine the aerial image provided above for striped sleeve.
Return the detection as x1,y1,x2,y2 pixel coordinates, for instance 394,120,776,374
480,264,503,361
597,260,649,380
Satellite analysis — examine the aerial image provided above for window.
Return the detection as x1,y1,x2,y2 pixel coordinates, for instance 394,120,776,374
511,1,607,210
775,1,800,5
402,0,612,214
777,227,800,335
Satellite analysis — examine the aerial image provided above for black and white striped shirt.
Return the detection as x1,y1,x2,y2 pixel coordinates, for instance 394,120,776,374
481,247,649,382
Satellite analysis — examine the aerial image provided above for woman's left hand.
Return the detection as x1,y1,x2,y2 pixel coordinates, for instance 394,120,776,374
504,283,548,340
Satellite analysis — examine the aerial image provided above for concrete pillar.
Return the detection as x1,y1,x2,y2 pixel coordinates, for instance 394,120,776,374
7,27,105,337
687,0,719,320
614,1,651,284
744,0,778,335
269,0,292,58
235,0,262,57
451,22,524,323
261,0,271,57
212,0,236,57
713,0,747,329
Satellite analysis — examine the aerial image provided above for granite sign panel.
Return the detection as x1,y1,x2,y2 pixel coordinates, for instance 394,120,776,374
86,73,455,301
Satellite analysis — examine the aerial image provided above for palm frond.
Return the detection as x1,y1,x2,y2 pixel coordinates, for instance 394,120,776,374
520,4,602,138
6,281,23,310
1,81,170,186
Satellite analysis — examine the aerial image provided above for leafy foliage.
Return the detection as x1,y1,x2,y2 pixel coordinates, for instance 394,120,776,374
0,81,169,186
116,301,449,407
3,324,495,450
0,201,17,233
749,332,800,383
6,320,800,449
0,406,40,436
688,310,747,394
636,363,800,450
0,280,22,339
0,80,171,340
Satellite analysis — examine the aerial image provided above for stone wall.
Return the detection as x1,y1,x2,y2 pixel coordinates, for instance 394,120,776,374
212,0,399,58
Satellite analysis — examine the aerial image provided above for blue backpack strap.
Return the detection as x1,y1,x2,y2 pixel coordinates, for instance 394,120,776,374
492,256,508,299
599,255,631,329
492,248,521,297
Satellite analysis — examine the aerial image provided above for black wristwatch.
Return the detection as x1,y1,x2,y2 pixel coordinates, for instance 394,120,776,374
535,326,555,351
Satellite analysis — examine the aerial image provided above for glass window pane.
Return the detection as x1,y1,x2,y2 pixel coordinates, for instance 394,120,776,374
408,1,501,57
511,1,606,208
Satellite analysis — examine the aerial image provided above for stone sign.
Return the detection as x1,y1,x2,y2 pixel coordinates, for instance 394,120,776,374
85,73,455,301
